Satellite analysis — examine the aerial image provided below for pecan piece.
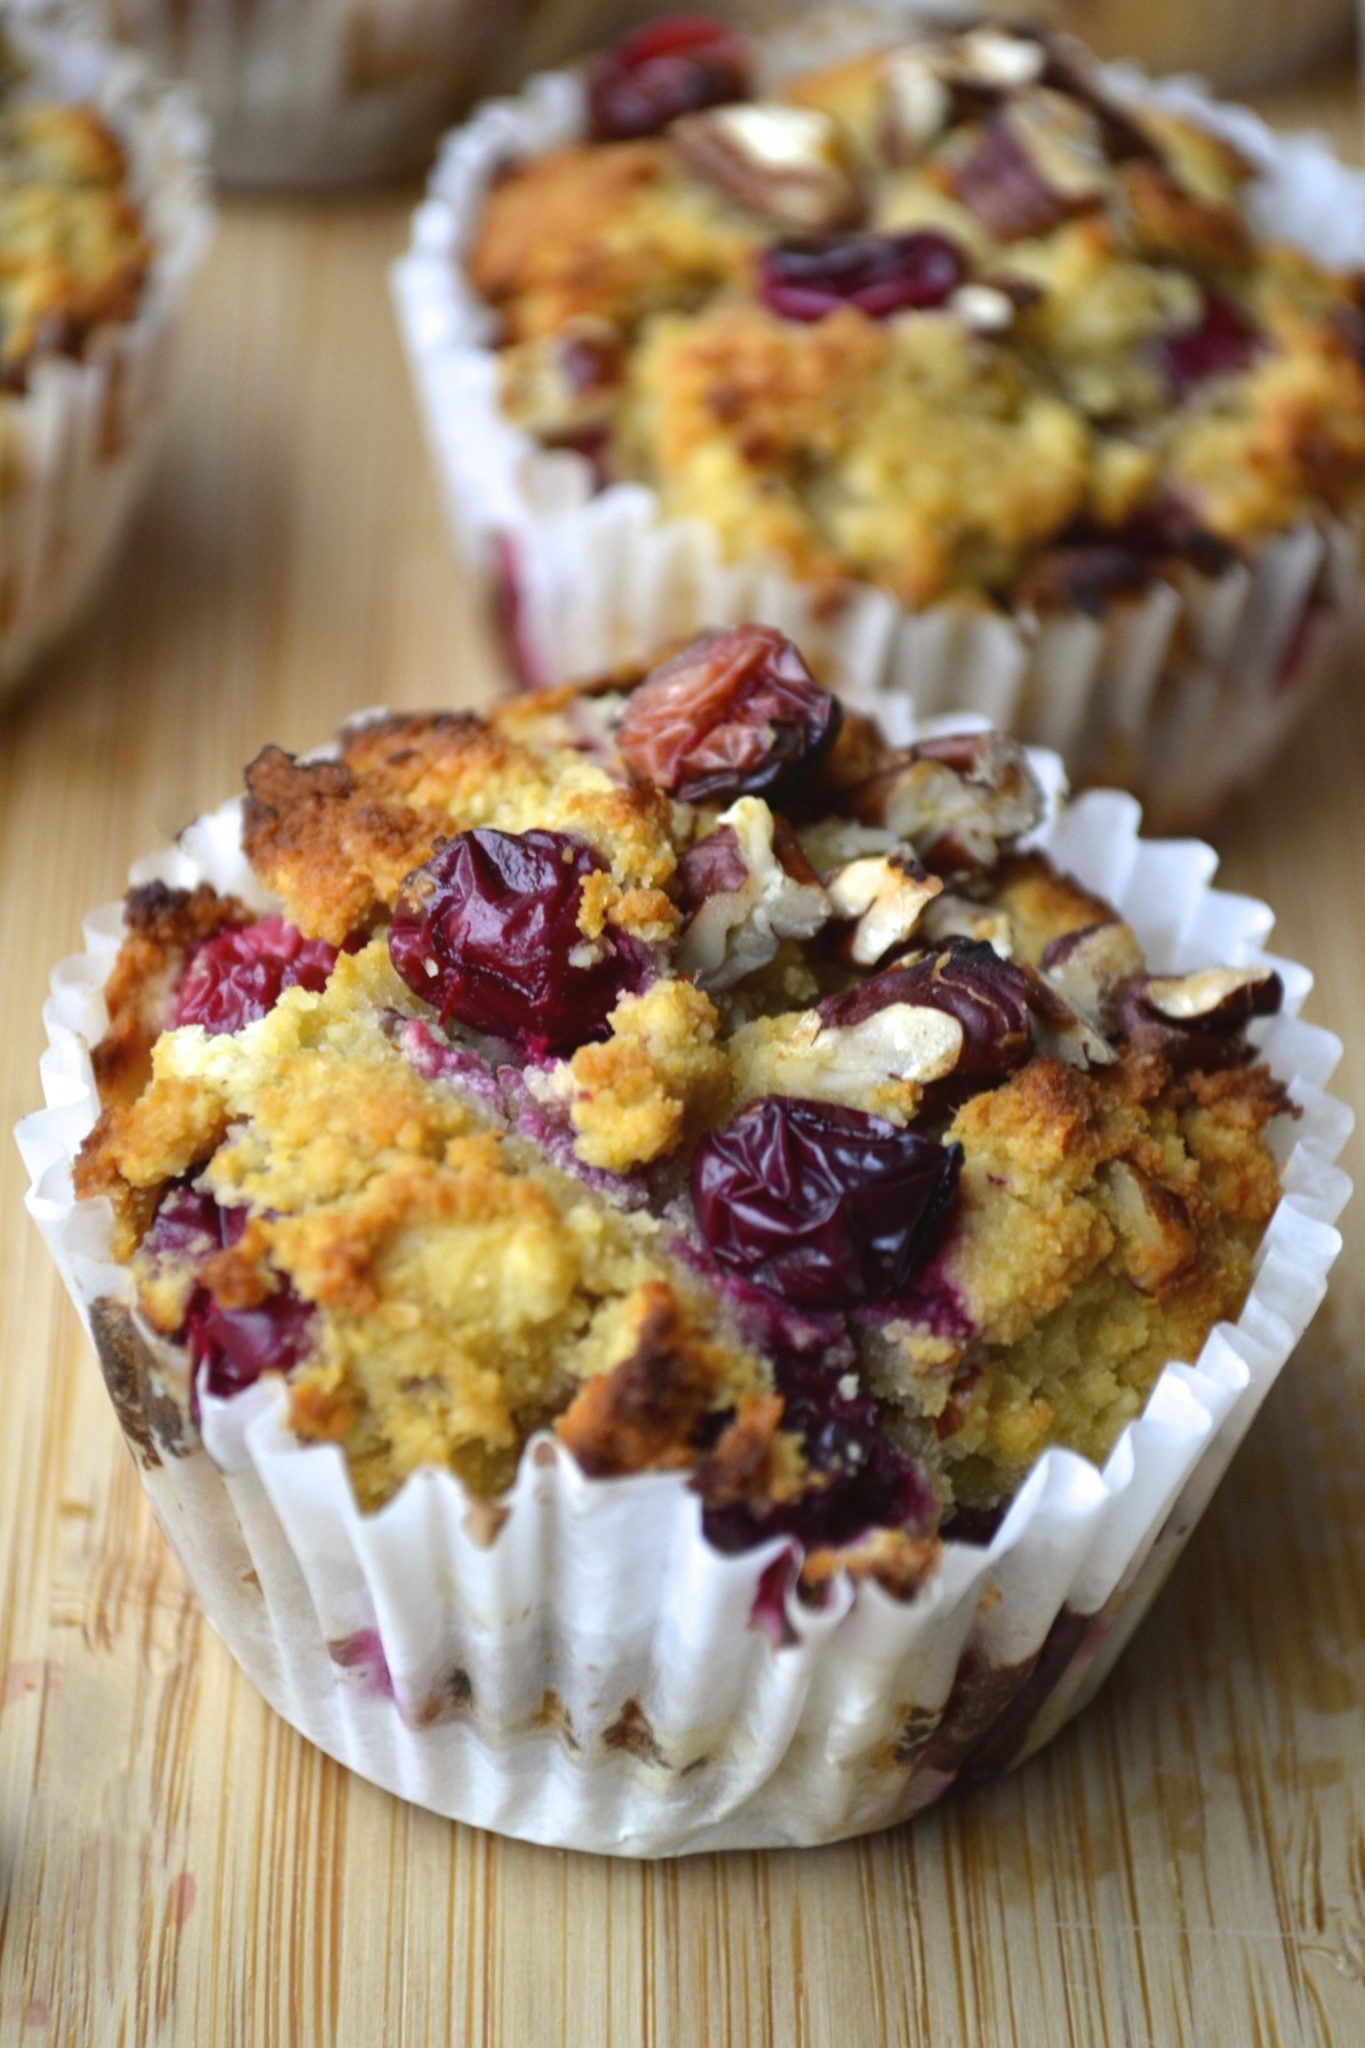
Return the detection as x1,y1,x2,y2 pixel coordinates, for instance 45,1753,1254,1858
676,798,830,991
1115,965,1283,1075
826,853,942,967
672,103,863,233
820,938,1034,1087
845,730,1043,876
949,88,1108,242
1040,918,1145,1029
616,625,842,807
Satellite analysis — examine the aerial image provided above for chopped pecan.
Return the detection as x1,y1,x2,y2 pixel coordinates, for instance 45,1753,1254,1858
1115,965,1283,1075
949,88,1108,242
825,853,942,967
676,797,830,990
845,730,1043,875
1040,918,1145,1029
672,103,863,233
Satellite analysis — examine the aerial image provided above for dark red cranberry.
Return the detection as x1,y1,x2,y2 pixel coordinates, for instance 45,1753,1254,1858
587,16,752,143
819,939,1035,1087
144,1186,315,1407
691,1095,961,1308
703,1352,937,1558
388,830,643,1056
616,625,841,806
1160,292,1261,395
173,914,340,1036
757,231,966,323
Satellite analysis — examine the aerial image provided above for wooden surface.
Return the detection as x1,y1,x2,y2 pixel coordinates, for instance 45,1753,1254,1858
4,78,1365,2048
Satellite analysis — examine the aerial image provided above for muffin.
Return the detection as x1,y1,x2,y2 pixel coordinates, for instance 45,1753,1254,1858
93,0,526,187
396,10,1365,827
0,1,210,692
20,625,1348,1851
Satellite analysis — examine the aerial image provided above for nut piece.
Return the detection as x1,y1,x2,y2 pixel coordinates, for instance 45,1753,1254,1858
1100,1160,1198,1297
1143,966,1280,1024
820,938,1036,1089
949,283,1017,334
846,730,1044,875
672,103,864,232
677,797,830,990
920,891,1014,958
730,1000,964,1123
950,88,1108,242
826,853,942,967
1023,968,1117,1070
880,50,954,164
945,27,1049,92
1040,918,1145,1028
1115,964,1283,1075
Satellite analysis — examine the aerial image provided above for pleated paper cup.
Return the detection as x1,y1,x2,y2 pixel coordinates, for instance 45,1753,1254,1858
0,0,211,696
16,721,1351,1855
393,7,1365,832
93,0,524,187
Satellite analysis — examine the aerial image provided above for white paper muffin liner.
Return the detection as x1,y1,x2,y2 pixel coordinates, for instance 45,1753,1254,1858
393,8,1365,832
93,0,519,186
16,719,1351,1855
0,0,211,695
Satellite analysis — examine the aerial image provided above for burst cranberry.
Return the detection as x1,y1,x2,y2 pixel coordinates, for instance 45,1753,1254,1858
587,16,752,142
388,830,642,1056
704,1352,937,1557
1160,292,1260,394
144,1186,315,1405
617,625,841,806
173,914,340,1036
691,1095,961,1308
758,231,966,323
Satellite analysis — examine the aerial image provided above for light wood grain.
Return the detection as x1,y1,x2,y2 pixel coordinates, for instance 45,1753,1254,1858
4,83,1365,2048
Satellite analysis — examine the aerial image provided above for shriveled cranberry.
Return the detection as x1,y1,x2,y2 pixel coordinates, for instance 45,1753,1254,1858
703,1352,937,1557
616,625,841,806
173,914,340,1035
1160,292,1260,394
691,1095,961,1308
587,16,752,143
820,939,1034,1085
144,1186,315,1406
388,830,643,1056
758,231,966,323
677,823,750,911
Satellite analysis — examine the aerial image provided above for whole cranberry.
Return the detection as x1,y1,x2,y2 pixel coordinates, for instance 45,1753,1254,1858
757,231,966,323
144,1186,315,1406
388,830,643,1056
587,16,753,143
173,914,340,1036
691,1095,961,1307
616,625,841,806
1160,292,1260,395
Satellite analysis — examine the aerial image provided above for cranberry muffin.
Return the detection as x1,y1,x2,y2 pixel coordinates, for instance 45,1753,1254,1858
400,13,1365,823
0,5,209,687
73,626,1292,1594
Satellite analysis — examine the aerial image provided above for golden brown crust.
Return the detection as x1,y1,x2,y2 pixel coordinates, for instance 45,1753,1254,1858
555,1282,724,1477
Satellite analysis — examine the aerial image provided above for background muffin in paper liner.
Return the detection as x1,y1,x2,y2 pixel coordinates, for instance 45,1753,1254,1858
393,9,1365,831
16,722,1351,1855
92,0,529,187
0,0,211,694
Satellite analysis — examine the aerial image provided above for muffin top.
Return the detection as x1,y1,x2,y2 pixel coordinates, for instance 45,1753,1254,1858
473,16,1365,609
0,55,150,396
76,627,1289,1596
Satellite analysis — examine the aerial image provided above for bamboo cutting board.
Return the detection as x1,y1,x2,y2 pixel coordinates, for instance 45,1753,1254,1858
3,74,1365,2048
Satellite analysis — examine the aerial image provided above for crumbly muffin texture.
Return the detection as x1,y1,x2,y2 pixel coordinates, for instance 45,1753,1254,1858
474,18,1365,610
76,627,1289,1593
0,59,149,395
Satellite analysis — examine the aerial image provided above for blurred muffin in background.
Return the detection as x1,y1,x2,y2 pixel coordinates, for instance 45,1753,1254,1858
0,0,210,695
95,0,524,186
397,10,1365,828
